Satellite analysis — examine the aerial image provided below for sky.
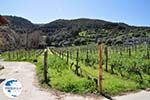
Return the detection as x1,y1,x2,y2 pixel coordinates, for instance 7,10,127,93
0,0,150,26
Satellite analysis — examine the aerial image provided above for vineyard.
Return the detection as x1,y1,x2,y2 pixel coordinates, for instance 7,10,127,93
0,43,150,95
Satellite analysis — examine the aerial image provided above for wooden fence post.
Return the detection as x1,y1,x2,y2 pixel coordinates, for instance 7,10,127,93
119,46,122,56
105,46,108,72
25,50,27,60
86,48,89,60
75,49,80,76
98,43,103,93
44,49,48,83
76,49,79,67
128,47,131,57
147,44,149,59
66,50,69,64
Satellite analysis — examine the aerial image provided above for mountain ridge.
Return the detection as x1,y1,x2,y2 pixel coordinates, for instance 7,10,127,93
0,15,150,51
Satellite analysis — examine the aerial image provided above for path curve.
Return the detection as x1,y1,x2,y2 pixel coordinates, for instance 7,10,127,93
113,90,150,100
0,61,105,100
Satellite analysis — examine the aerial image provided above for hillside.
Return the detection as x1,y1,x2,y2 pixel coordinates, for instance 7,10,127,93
5,16,36,33
39,18,150,46
0,15,150,51
0,25,19,51
0,16,41,51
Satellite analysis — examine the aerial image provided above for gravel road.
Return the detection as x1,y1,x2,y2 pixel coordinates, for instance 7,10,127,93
113,90,150,100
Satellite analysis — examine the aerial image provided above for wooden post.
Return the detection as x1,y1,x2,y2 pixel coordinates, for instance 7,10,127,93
20,50,23,59
128,47,131,57
44,49,48,83
98,43,103,93
105,46,108,72
120,46,122,56
147,44,149,59
76,49,79,67
66,50,69,64
25,50,27,60
75,49,80,76
86,48,89,60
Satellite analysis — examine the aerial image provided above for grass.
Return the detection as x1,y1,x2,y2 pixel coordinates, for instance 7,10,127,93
103,72,138,95
0,44,150,96
35,53,96,94
48,44,150,95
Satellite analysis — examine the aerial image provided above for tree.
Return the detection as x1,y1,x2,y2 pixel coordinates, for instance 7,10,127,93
45,36,51,46
0,15,8,25
27,31,41,49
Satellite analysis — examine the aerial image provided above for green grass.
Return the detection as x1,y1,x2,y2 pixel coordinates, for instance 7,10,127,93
36,53,96,94
103,72,138,95
49,44,150,95
1,44,150,96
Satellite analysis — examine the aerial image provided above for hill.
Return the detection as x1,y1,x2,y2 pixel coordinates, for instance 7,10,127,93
5,16,36,33
0,15,150,51
0,25,19,51
39,18,150,46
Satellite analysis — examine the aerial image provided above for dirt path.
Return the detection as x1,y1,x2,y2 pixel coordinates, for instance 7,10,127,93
113,90,150,100
0,61,105,100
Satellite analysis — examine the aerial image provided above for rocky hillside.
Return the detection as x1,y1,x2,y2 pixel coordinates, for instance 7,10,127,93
5,16,36,33
0,16,18,51
0,25,19,51
0,15,150,51
39,18,150,46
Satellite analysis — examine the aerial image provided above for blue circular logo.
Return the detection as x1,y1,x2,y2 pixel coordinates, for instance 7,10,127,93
2,79,22,98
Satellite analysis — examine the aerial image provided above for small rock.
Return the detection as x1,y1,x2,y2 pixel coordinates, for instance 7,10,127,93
0,65,4,70
33,59,38,63
146,88,150,91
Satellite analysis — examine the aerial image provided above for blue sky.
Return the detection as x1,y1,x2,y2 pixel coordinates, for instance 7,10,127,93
0,0,150,26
